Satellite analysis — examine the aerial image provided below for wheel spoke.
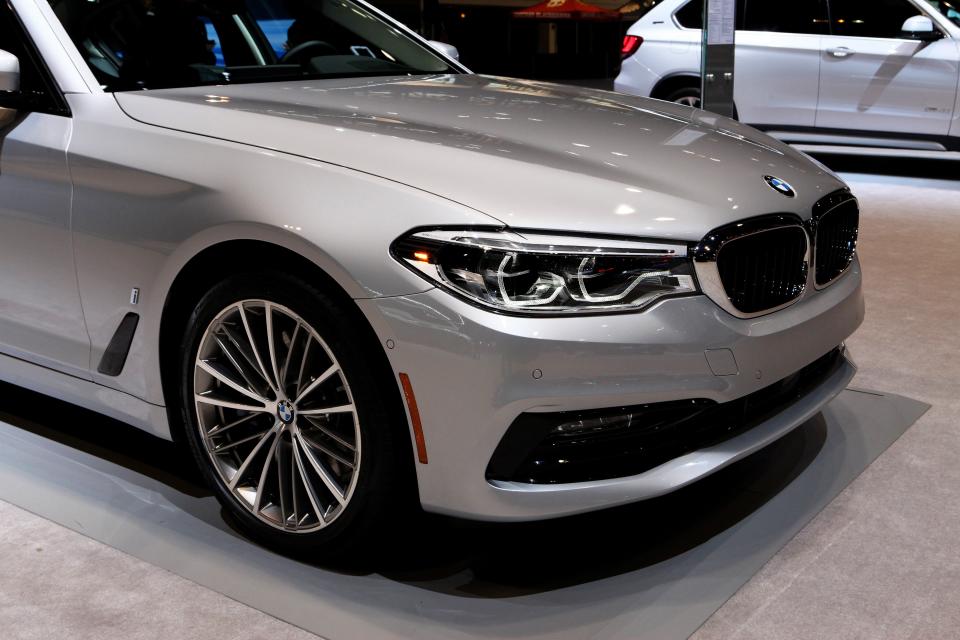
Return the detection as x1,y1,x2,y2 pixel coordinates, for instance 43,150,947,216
265,303,283,397
292,437,326,524
294,363,340,405
197,359,269,404
302,415,356,452
299,404,354,417
295,337,313,398
295,431,346,504
196,393,270,414
238,303,278,394
206,412,259,437
214,428,273,453
290,440,300,526
280,323,302,391
252,427,282,508
228,422,280,490
216,325,271,393
275,436,290,526
300,431,355,469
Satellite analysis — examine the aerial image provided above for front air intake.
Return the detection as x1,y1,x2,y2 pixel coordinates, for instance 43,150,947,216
486,346,846,484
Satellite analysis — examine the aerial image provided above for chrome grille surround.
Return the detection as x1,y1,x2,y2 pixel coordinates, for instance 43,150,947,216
693,214,811,319
810,189,860,289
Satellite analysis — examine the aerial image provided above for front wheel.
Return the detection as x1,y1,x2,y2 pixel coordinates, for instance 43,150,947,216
179,273,408,555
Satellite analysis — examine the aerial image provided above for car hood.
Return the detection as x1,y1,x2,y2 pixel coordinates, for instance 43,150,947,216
115,74,845,240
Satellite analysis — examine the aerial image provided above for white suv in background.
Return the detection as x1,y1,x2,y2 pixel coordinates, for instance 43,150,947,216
615,0,960,151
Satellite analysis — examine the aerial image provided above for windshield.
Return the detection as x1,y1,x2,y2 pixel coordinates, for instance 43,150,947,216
929,0,960,26
50,0,457,91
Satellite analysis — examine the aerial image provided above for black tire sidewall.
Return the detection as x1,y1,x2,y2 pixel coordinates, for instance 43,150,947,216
665,86,701,106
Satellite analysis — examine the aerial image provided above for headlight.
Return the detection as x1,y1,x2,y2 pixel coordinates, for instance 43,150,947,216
391,229,698,314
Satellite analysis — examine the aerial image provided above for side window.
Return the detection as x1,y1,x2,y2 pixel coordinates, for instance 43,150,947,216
674,0,828,34
51,0,264,91
829,0,925,38
742,0,829,34
244,0,294,60
674,0,706,28
675,0,746,29
201,18,225,67
256,19,294,59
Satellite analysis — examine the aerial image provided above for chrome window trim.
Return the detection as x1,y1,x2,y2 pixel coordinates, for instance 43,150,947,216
693,214,811,319
233,15,266,66
808,189,859,291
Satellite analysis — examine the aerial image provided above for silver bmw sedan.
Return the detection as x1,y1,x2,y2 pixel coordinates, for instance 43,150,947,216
0,0,862,553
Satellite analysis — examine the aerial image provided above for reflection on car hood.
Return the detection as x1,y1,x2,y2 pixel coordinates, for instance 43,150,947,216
115,74,846,240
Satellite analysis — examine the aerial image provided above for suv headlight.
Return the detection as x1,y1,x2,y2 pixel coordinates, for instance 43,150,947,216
391,229,698,314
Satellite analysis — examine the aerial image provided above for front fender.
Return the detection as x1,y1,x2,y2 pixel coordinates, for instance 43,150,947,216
66,93,494,407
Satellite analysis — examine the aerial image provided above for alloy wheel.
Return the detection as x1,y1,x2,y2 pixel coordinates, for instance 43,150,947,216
193,300,361,532
674,95,701,108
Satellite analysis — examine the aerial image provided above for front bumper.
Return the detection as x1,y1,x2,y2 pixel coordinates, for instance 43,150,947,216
357,258,864,521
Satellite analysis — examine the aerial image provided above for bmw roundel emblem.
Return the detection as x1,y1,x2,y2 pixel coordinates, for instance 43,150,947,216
764,175,796,198
277,400,295,424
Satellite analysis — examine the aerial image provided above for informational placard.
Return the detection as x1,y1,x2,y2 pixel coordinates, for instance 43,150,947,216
706,0,736,45
701,0,736,118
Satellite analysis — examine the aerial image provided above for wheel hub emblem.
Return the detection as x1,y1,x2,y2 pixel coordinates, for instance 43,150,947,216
764,175,796,198
277,400,295,424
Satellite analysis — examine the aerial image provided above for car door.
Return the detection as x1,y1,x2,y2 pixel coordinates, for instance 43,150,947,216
817,0,960,135
734,0,829,127
0,3,90,377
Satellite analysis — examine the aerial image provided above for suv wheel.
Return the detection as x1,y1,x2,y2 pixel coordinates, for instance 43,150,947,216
665,86,701,108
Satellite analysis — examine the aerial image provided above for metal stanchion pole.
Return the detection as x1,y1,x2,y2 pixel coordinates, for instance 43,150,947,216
700,0,736,118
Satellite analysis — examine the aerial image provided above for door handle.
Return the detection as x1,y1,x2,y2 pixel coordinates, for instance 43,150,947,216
827,46,854,58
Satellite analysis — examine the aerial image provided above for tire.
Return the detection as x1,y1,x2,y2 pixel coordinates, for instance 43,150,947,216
664,86,701,108
178,272,409,557
662,86,740,120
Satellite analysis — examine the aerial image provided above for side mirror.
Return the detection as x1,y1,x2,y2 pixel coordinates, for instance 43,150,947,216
0,49,19,93
901,15,940,41
428,40,459,62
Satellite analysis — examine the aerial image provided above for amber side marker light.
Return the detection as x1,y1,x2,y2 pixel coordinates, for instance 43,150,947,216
413,251,431,262
399,373,429,464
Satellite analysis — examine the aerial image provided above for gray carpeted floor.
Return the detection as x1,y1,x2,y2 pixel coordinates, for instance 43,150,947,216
0,171,956,639
692,173,960,639
0,497,318,640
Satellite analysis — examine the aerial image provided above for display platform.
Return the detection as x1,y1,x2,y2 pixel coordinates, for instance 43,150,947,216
0,386,928,640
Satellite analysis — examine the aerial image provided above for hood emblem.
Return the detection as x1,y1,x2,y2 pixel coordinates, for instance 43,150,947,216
764,175,796,198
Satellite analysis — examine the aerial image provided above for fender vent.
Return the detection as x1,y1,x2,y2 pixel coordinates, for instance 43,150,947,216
97,312,140,376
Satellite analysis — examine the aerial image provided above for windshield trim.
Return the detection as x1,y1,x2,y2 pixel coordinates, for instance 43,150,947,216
113,70,447,92
348,0,469,73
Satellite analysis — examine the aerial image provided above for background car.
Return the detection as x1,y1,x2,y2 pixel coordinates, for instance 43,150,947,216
616,0,960,151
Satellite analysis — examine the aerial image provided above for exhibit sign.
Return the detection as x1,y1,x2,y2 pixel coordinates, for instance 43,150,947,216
701,0,736,117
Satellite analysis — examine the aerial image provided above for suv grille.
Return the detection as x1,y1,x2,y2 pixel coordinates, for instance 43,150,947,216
716,226,808,314
814,196,859,286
